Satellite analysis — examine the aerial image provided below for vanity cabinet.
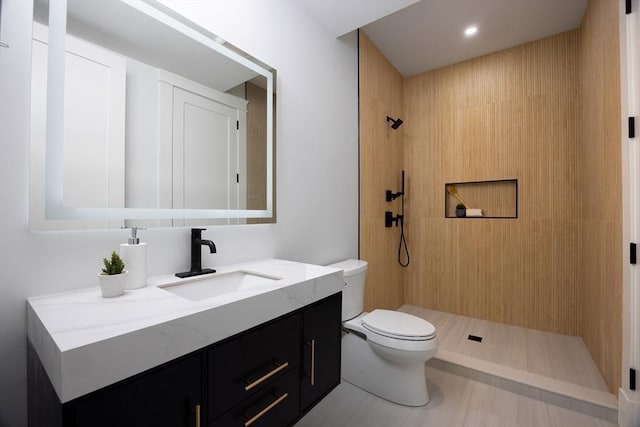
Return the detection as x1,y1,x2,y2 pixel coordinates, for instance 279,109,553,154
207,293,342,426
28,292,341,427
300,293,342,411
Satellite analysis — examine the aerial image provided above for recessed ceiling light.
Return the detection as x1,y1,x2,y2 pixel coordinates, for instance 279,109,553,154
464,25,478,37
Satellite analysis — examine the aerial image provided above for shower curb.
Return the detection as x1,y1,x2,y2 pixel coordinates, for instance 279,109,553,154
428,349,618,423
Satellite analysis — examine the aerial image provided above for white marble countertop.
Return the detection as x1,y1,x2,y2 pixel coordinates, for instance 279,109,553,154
27,258,343,403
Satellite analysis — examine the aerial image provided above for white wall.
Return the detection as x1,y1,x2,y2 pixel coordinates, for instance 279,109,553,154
0,1,359,425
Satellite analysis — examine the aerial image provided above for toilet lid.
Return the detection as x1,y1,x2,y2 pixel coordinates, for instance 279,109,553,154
362,310,436,340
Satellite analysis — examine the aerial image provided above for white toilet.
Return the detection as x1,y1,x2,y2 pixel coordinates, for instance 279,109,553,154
329,259,438,407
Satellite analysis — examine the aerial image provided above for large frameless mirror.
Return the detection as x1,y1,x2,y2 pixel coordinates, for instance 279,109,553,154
30,0,275,229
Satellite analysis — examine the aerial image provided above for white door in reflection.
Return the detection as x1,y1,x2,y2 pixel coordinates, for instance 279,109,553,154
172,88,246,226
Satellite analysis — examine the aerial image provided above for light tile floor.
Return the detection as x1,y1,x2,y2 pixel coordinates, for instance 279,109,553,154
296,306,618,426
295,367,617,427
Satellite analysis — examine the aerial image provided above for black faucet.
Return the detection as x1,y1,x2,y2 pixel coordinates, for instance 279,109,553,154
175,228,217,278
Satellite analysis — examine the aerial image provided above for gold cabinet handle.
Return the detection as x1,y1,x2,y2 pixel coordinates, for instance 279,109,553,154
244,393,288,427
244,362,289,391
192,404,201,427
306,339,316,386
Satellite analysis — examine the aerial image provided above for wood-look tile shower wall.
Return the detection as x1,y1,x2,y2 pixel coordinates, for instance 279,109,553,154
359,32,405,312
578,0,621,395
403,30,582,335
359,0,621,394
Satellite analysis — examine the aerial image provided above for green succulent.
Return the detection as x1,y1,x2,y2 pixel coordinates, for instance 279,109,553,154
102,251,125,275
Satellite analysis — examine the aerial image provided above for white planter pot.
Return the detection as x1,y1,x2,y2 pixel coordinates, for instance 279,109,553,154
98,270,128,298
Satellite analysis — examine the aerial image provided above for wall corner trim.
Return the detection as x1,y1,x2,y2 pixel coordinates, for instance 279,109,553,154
618,388,640,427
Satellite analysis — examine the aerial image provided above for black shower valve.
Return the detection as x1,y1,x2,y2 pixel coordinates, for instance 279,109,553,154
385,211,403,228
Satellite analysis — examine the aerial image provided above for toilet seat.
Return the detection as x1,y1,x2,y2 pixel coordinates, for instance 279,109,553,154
343,311,438,353
362,310,436,341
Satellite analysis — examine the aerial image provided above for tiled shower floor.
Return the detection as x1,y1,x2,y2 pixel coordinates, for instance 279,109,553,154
398,305,609,392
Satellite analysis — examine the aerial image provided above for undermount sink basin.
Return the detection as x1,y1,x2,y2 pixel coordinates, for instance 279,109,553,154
159,271,282,301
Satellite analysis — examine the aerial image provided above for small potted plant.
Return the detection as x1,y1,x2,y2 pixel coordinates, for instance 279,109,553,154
455,203,466,217
98,251,128,298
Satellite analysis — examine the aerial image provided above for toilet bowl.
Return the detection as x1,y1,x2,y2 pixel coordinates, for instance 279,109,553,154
328,259,439,407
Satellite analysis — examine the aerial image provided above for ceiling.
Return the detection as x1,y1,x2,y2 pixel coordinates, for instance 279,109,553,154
302,0,419,38
304,0,588,77
35,0,262,92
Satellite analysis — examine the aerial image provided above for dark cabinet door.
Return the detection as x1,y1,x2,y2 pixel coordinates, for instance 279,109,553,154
69,354,202,427
300,293,342,411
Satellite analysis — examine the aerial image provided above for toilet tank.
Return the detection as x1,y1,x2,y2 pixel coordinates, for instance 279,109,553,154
327,259,368,321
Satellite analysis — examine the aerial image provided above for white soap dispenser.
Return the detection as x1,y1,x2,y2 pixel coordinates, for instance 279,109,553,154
120,227,147,290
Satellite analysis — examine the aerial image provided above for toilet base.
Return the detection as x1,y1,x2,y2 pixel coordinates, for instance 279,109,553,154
341,328,430,407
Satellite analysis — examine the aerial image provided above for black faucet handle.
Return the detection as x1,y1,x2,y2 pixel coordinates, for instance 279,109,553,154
191,228,206,238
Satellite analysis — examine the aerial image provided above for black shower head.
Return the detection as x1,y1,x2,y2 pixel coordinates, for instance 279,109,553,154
386,116,404,130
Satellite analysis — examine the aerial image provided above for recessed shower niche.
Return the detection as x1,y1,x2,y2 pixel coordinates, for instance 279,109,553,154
444,179,518,219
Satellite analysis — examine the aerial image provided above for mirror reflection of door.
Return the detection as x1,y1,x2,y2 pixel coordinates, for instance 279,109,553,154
171,87,246,226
